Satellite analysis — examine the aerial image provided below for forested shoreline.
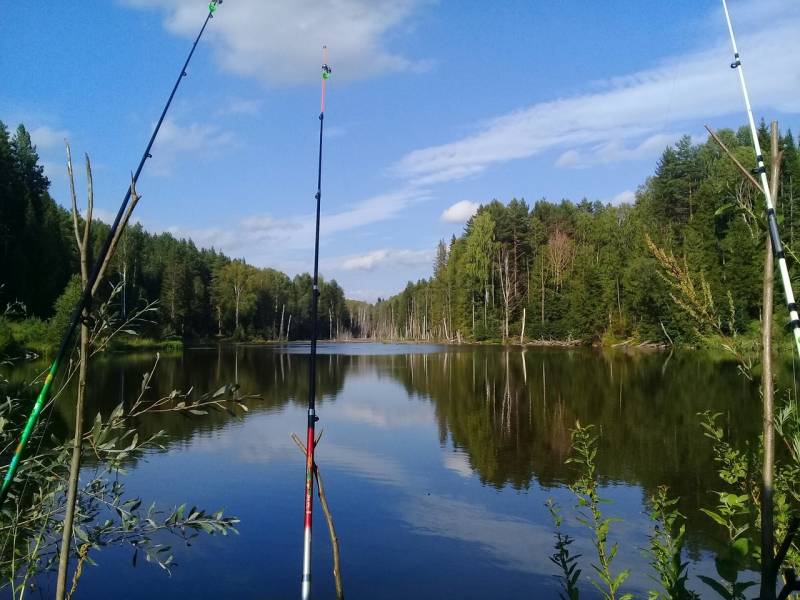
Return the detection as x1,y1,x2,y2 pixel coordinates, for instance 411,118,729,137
0,122,351,354
3,119,800,354
362,122,800,348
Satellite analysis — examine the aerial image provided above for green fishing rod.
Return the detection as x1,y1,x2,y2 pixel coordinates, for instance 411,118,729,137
0,0,223,508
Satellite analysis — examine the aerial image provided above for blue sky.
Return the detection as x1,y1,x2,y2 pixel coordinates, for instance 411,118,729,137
3,0,799,301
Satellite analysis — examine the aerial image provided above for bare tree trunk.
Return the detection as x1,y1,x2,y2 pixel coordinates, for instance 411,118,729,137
540,260,545,327
498,250,512,343
759,121,782,600
520,308,526,344
279,304,285,340
57,147,94,600
234,285,241,331
472,296,475,337
286,314,292,341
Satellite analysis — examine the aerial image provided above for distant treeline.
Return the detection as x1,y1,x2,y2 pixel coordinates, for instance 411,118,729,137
0,122,351,345
354,123,800,345
4,120,800,348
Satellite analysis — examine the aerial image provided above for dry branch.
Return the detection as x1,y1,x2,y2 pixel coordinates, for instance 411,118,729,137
291,432,344,600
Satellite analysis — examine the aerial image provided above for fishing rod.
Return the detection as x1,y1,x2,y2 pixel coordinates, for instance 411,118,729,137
0,0,223,508
301,47,331,600
721,0,800,357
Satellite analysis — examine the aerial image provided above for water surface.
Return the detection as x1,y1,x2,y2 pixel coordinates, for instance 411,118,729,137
4,343,765,598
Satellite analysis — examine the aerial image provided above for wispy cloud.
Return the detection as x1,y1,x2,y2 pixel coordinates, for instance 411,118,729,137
440,200,479,223
162,188,429,265
216,98,261,117
554,133,684,169
126,0,430,86
149,117,235,175
393,2,800,185
29,125,70,151
335,247,433,271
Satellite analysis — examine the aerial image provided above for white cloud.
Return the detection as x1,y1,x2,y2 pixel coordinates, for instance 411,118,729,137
29,125,70,150
611,190,636,205
216,98,261,117
337,248,433,271
555,133,684,169
440,200,479,223
149,117,234,175
393,2,800,184
442,451,474,478
346,288,395,302
160,188,428,266
126,0,430,85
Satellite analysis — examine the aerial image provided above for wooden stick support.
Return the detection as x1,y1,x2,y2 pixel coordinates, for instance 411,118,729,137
291,433,344,600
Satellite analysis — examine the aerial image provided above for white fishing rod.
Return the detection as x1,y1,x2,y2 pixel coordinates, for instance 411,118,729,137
721,0,800,356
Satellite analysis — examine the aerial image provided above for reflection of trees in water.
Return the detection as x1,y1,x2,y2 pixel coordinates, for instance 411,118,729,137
385,347,761,552
46,347,347,454
8,345,765,553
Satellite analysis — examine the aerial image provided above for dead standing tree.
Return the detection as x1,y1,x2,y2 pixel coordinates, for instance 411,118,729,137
56,144,141,600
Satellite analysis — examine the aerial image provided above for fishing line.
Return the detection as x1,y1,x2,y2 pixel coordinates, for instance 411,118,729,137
301,46,331,600
721,0,800,357
0,0,224,508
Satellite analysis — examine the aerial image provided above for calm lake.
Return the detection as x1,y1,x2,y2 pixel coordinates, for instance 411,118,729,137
4,343,771,598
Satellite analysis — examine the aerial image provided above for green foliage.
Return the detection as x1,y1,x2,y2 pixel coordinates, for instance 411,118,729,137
696,411,800,598
0,123,74,319
0,358,247,594
7,119,800,346
361,128,800,346
566,421,632,600
547,499,582,600
0,122,353,345
49,275,83,343
0,318,14,355
646,486,699,600
7,318,49,355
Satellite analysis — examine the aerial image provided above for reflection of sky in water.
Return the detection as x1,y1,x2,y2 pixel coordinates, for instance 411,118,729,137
57,345,752,599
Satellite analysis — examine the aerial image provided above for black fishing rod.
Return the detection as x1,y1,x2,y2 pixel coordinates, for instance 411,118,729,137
301,46,331,600
0,0,223,507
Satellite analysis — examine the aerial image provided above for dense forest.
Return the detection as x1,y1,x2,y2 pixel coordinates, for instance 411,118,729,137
3,119,800,350
357,122,800,346
0,121,351,350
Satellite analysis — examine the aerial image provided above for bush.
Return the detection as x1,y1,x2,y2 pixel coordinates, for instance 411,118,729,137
0,317,15,354
49,275,82,342
9,317,50,354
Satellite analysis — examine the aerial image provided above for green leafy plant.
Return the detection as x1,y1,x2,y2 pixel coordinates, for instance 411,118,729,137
0,368,248,597
566,421,632,600
646,486,699,600
547,499,581,600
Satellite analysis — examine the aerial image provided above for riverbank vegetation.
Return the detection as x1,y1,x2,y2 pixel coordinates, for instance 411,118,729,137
358,123,800,349
4,120,800,354
0,122,351,357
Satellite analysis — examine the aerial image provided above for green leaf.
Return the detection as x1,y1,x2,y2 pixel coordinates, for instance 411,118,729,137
699,508,728,527
714,555,739,584
698,575,733,599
